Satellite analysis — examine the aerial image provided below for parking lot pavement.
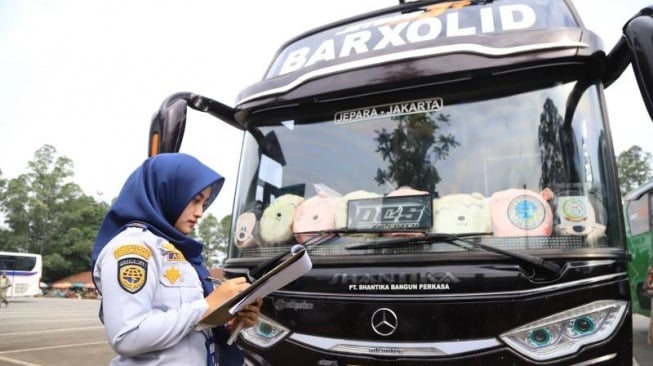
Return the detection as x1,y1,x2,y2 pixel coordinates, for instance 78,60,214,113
0,297,115,366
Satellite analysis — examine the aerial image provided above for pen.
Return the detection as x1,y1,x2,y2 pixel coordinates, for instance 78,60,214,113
226,322,244,345
204,276,224,285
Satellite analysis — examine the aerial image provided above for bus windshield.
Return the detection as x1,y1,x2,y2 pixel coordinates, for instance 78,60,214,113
0,251,43,297
230,80,620,259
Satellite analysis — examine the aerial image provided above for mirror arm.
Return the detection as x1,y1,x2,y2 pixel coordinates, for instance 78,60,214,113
602,37,631,88
186,94,246,131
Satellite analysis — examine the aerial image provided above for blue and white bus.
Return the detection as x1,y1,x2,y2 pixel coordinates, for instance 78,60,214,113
0,251,43,297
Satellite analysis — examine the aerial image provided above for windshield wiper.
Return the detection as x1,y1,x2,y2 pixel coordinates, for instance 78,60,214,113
248,228,414,279
346,232,561,274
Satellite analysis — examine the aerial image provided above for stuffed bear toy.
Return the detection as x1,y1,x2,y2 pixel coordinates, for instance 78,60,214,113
554,196,606,243
259,194,305,245
383,186,430,237
489,188,554,237
333,190,382,237
234,212,260,249
293,191,339,243
433,193,491,234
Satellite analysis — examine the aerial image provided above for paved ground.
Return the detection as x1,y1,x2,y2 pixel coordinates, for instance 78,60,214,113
0,297,650,365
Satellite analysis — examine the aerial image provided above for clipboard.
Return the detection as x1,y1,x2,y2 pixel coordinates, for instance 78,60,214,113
198,249,312,328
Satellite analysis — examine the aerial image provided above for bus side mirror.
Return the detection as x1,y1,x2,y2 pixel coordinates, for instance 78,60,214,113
149,95,188,156
147,92,243,157
623,6,653,121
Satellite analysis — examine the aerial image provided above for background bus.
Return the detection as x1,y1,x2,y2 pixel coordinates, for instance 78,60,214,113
0,251,43,297
624,180,653,317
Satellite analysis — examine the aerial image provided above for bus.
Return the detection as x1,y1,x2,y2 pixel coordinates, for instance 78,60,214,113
0,251,43,297
624,180,653,318
147,1,653,364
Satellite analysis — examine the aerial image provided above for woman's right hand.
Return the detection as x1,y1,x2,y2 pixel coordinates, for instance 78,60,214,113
203,277,250,311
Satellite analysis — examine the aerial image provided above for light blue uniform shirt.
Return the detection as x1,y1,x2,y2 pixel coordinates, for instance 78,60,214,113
94,227,212,365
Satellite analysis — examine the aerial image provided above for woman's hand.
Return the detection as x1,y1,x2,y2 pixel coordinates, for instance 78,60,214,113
203,277,249,313
232,297,263,329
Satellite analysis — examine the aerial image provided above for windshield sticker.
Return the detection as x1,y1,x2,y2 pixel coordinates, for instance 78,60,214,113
258,154,283,188
346,194,433,231
334,97,443,124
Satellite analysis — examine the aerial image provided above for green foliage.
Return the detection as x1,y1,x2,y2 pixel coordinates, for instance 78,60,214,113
538,98,567,188
617,145,653,196
0,145,109,282
195,213,231,268
374,112,458,192
0,144,233,281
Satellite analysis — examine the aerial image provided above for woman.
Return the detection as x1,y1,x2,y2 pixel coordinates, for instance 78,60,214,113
92,153,261,365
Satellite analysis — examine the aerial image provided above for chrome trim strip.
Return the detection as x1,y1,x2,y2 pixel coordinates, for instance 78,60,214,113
274,272,628,300
238,41,587,104
290,333,500,357
570,353,617,366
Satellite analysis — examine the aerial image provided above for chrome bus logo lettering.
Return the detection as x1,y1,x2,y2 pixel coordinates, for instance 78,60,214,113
278,4,536,76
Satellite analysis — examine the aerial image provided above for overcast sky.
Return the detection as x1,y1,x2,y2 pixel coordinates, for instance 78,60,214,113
1,0,652,220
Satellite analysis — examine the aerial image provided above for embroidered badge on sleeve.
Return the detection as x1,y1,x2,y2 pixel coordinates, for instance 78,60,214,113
113,244,152,259
117,257,148,293
164,267,181,285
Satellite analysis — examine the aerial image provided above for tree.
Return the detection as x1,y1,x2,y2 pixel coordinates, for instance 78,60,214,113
617,145,653,196
0,145,108,281
538,98,567,188
374,112,459,192
195,213,231,268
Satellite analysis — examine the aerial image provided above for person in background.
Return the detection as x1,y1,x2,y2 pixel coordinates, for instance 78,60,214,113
0,272,11,307
91,153,262,365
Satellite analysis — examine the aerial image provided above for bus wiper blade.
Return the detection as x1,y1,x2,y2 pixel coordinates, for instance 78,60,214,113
295,228,410,236
345,232,486,250
346,233,561,274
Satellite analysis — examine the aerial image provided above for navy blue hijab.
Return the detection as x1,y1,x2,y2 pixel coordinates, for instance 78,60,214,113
91,152,224,296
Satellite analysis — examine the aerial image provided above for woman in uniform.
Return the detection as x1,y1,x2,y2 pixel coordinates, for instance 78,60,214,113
92,153,261,365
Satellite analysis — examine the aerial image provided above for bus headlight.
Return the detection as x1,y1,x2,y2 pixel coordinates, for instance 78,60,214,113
239,314,289,349
500,300,627,361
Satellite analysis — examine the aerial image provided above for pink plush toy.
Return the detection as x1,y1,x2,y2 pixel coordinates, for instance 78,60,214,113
383,186,430,237
293,191,338,243
489,188,554,237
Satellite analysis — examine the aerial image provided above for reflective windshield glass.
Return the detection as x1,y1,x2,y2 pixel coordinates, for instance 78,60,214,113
231,81,619,258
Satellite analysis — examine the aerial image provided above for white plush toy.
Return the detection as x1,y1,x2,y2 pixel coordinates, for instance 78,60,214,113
259,194,305,245
433,193,491,234
554,196,606,243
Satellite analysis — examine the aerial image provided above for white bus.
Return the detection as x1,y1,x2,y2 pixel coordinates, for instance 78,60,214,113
0,251,43,297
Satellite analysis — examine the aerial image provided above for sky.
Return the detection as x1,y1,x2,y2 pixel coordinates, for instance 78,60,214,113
1,0,653,221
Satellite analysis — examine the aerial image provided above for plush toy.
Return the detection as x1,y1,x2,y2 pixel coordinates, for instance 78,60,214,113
234,212,260,249
554,196,606,243
259,194,305,245
489,188,554,237
293,191,338,243
383,186,430,237
433,193,491,234
335,190,383,236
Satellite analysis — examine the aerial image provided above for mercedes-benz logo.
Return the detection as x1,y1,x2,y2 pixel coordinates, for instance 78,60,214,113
371,307,398,336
